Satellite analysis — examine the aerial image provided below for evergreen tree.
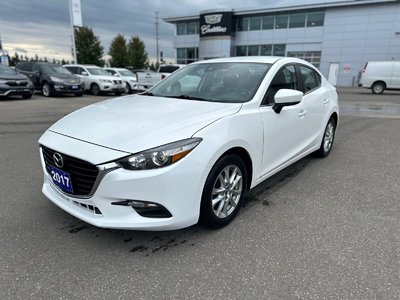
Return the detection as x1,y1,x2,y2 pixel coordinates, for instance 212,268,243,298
127,36,148,69
109,34,128,67
75,26,104,66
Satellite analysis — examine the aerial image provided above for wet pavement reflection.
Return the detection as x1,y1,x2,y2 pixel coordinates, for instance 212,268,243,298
340,102,400,118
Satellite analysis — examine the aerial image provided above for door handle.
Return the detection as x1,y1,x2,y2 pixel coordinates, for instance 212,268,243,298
298,110,307,118
322,98,329,105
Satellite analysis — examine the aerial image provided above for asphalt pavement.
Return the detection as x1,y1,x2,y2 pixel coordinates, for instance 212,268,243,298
1,88,400,299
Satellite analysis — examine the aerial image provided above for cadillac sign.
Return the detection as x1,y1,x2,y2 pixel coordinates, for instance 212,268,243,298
200,11,233,37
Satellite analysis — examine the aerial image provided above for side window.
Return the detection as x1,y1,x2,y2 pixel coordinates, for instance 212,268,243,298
106,69,116,75
77,67,86,75
32,64,39,72
263,65,299,105
299,66,320,92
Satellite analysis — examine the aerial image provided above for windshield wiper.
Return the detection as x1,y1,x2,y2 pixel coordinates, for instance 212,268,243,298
140,91,154,96
169,94,210,101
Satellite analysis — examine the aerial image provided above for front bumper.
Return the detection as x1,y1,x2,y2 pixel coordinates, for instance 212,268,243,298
52,82,85,94
39,140,210,231
99,82,125,93
0,85,34,96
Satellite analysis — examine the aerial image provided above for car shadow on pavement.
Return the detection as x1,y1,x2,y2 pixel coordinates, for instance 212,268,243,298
55,155,314,255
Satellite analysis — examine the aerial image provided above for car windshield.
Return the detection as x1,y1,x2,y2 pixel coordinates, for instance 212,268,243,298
148,62,271,103
87,68,110,76
119,70,135,77
41,65,71,75
0,65,17,75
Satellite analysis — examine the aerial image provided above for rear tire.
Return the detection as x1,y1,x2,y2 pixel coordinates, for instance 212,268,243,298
371,82,385,94
315,117,336,158
200,155,247,228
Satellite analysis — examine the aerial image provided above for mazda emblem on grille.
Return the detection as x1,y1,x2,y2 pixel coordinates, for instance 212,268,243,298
53,153,64,168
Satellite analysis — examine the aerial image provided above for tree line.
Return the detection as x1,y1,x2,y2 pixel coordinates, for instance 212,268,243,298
75,26,151,69
7,26,153,70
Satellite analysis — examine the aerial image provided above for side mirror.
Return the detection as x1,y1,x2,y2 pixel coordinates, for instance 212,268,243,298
81,71,88,76
273,89,303,114
113,73,120,77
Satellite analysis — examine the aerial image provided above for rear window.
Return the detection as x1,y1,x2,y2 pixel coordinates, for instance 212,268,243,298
159,65,181,73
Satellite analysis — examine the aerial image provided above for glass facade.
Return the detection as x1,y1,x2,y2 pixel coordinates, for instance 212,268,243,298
287,51,322,68
235,44,286,56
177,47,199,64
236,10,325,31
176,21,199,35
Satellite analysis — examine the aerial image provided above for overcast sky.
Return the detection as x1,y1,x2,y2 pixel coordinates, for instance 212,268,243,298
0,0,348,62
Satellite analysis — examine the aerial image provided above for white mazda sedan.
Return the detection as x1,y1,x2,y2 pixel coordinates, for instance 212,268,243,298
39,57,338,230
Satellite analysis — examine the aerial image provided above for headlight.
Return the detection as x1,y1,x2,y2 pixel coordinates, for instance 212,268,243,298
117,138,202,170
0,79,7,84
50,76,63,83
99,79,112,83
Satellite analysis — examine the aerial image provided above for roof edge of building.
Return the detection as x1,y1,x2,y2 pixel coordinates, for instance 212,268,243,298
163,0,398,23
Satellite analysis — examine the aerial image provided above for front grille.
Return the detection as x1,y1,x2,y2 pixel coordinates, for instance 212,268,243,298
41,146,99,197
63,79,79,84
6,80,28,87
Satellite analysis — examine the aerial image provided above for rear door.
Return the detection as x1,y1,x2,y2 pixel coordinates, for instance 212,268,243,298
297,65,328,149
390,62,400,89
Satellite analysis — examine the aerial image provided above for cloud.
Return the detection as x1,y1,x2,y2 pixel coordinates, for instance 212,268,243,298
0,0,349,62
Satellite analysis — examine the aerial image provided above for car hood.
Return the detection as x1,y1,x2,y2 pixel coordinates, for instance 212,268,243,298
0,73,29,80
49,74,80,80
92,75,120,81
49,95,242,153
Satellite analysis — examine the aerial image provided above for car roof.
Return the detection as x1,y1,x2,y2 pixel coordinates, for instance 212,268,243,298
194,56,284,65
64,64,100,68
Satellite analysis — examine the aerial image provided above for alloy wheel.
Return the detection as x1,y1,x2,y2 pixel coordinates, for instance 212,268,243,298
323,121,334,153
211,165,243,219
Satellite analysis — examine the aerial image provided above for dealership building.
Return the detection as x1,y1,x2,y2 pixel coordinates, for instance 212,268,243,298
163,0,400,86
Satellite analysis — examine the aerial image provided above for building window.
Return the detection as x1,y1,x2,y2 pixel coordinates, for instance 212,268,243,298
262,16,274,30
260,45,272,56
177,23,186,35
176,21,199,35
236,46,247,56
248,45,259,56
249,16,262,31
187,22,197,34
237,17,249,31
177,48,199,64
235,44,286,57
289,13,306,28
307,11,325,27
275,15,288,29
235,10,325,32
287,51,321,68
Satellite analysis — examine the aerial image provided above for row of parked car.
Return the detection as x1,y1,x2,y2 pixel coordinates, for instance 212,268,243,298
0,62,185,99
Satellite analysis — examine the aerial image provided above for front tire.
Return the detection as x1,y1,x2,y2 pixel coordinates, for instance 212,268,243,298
42,82,51,97
372,82,385,94
315,117,336,158
90,83,100,96
22,94,32,99
200,155,247,228
124,83,131,94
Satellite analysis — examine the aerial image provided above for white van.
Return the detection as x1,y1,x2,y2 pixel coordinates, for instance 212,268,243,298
359,61,400,94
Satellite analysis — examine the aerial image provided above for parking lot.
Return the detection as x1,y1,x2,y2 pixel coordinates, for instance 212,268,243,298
1,88,400,299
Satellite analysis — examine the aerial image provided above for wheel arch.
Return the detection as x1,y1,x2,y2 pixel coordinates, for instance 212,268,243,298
217,147,253,191
371,80,386,89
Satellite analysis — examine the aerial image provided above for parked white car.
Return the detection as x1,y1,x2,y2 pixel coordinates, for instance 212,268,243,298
39,57,338,231
359,61,400,94
104,67,138,94
64,64,125,96
158,64,186,79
